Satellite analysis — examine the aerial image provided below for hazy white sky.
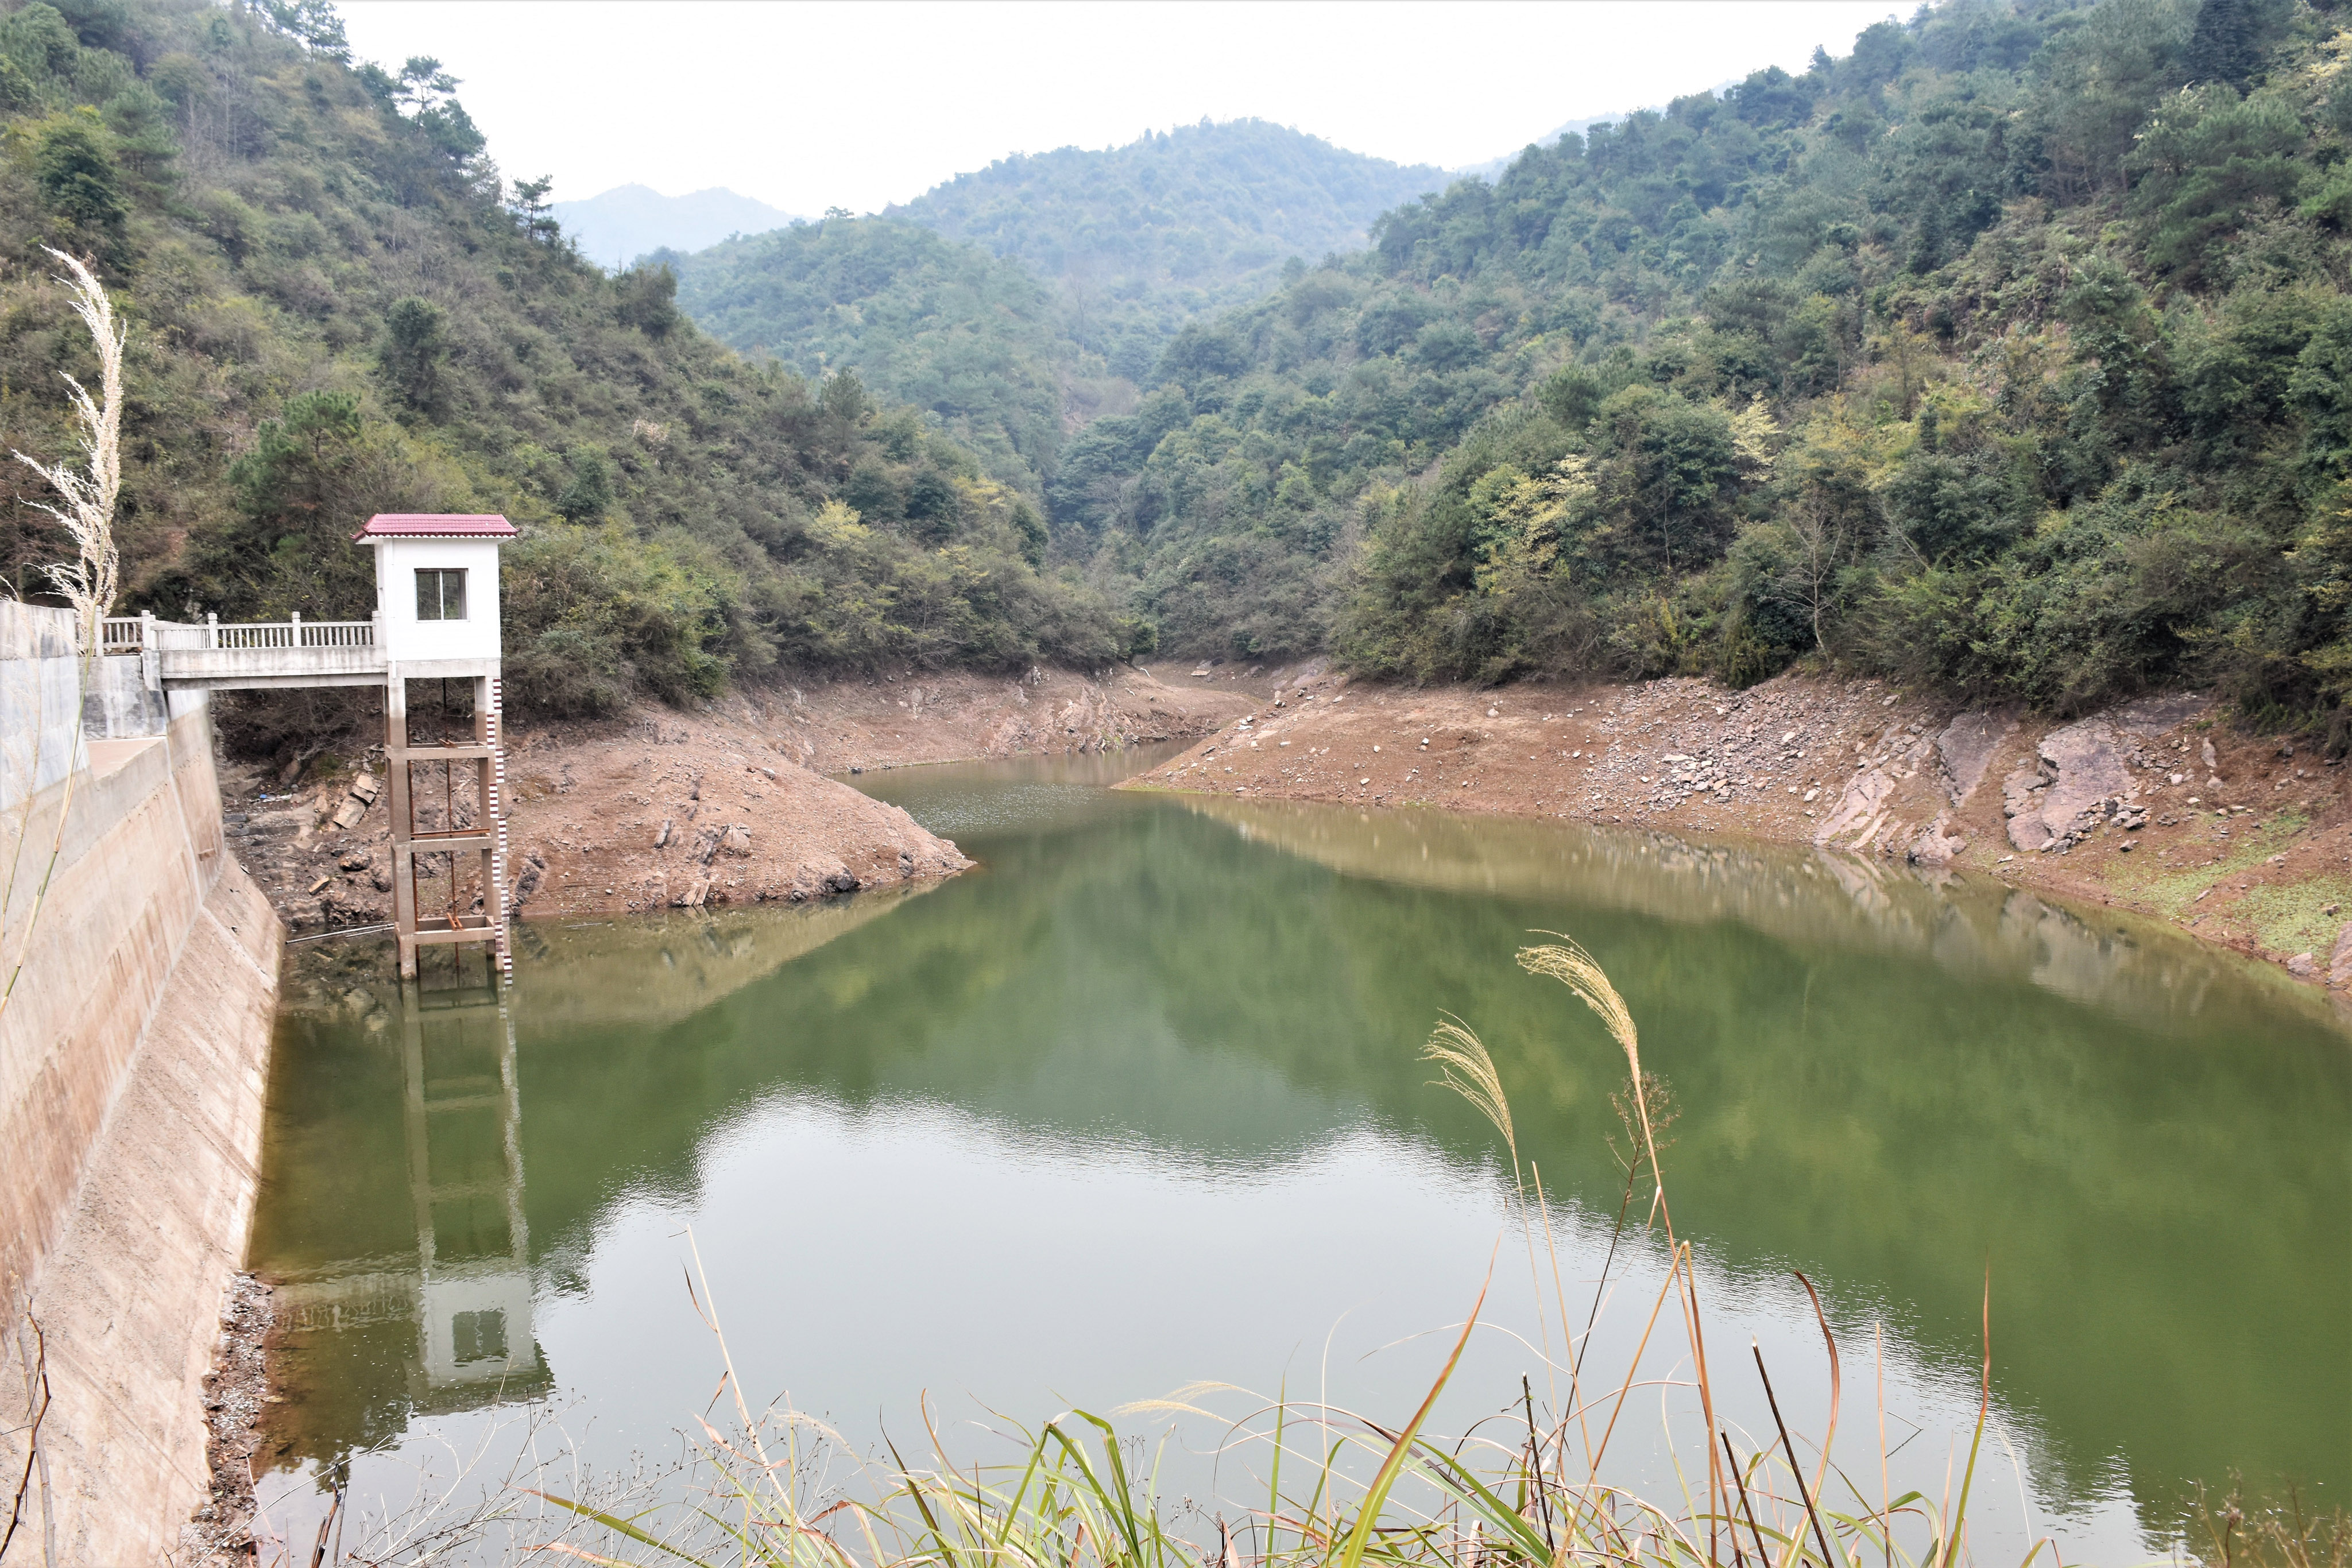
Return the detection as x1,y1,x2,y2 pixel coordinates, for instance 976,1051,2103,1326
338,2,1903,215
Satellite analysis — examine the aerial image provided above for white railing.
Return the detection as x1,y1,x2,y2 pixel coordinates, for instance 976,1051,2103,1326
94,611,378,653
206,615,376,649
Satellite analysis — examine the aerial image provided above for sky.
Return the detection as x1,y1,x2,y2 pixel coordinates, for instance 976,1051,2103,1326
337,2,1905,216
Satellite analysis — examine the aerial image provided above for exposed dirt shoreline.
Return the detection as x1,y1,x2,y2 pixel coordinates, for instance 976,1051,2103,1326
222,656,2349,997
1122,660,2352,999
225,664,1252,929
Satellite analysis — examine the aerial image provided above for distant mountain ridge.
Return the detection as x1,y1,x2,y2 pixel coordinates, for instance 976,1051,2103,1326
552,184,802,270
886,118,1449,380
668,118,1460,498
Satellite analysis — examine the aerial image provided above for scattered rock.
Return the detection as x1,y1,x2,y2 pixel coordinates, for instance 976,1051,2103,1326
2036,719,2132,838
2287,953,2318,978
183,1272,273,1565
721,825,752,856
2331,923,2352,988
1907,814,1969,864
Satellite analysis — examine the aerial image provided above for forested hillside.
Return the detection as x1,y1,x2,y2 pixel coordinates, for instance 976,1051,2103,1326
5,0,2347,742
1054,0,2352,735
668,219,1085,498
891,119,1448,381
668,121,1448,509
0,0,1113,725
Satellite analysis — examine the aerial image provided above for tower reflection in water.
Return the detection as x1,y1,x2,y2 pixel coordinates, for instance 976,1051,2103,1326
272,961,550,1423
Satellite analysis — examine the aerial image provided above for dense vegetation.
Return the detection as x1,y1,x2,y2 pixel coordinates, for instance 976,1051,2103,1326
889,119,1448,382
1051,0,2352,734
0,0,1113,724
6,0,2349,741
668,121,1448,511
669,219,1078,499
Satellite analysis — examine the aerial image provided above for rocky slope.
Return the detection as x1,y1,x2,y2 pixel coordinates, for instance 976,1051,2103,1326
1125,664,2352,992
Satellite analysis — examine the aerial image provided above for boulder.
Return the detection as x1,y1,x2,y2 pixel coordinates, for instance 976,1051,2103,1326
721,825,752,856
1813,765,1896,849
2002,768,2052,852
1907,815,1968,864
1935,710,2016,807
2287,953,2318,978
2110,693,2208,737
2328,923,2352,988
2036,720,2130,834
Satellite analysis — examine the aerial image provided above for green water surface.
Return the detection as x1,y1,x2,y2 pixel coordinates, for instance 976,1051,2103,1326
247,751,2350,1559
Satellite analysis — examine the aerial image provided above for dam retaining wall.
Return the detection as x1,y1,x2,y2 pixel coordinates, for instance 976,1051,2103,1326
0,603,281,1565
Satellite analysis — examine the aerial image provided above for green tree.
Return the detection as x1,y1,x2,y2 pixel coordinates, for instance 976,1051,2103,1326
34,109,124,243
378,297,447,413
1591,388,1742,577
190,393,445,620
614,262,678,338
555,445,613,523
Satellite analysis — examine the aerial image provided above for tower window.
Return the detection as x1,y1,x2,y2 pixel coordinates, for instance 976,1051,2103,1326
416,568,467,621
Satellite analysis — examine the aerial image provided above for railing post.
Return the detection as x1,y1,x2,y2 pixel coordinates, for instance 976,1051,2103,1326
206,611,217,650
291,610,301,648
138,610,159,692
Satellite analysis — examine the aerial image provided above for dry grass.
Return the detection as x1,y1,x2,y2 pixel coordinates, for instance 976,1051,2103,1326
11,247,123,644
0,250,124,1028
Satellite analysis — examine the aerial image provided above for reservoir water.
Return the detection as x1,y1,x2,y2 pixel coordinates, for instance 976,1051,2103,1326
248,749,2349,1562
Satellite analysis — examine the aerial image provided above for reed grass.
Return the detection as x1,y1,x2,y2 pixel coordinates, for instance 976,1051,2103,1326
452,939,2327,1568
0,248,123,1029
12,247,124,646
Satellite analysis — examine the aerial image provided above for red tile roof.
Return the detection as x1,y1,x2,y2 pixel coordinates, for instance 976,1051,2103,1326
352,513,517,540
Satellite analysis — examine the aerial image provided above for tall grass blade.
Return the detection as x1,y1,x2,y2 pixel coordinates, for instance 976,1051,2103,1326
1939,1269,1994,1568
1338,1259,1493,1568
1752,1342,1836,1568
528,1490,713,1566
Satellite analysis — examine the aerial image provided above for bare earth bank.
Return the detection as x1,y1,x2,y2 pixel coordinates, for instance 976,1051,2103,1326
223,664,1252,926
1125,660,2352,996
221,654,2347,990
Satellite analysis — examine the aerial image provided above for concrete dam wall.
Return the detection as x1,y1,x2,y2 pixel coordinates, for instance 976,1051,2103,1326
0,602,281,1566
